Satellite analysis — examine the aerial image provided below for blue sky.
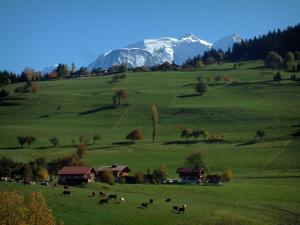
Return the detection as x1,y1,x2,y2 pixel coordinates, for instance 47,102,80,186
0,0,299,73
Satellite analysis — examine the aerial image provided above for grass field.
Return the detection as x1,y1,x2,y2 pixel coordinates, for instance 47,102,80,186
1,60,300,224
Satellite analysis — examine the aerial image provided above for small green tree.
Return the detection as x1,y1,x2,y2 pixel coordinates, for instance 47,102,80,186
113,89,128,105
185,151,209,172
93,133,101,144
17,136,27,148
195,82,208,95
255,130,266,142
126,129,144,143
26,136,37,148
181,128,193,142
284,51,295,70
49,137,59,148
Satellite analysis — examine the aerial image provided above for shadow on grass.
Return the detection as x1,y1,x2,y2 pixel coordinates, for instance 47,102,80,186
0,102,20,106
79,105,116,116
236,140,257,146
112,141,134,146
0,146,23,150
177,93,200,98
163,140,199,145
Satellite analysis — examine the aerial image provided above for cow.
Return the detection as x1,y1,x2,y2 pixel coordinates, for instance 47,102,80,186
99,198,108,205
172,206,178,211
99,191,106,197
108,194,117,200
89,191,96,197
177,205,187,214
64,185,69,189
120,197,126,203
165,198,171,202
141,202,148,208
149,199,154,204
62,190,71,196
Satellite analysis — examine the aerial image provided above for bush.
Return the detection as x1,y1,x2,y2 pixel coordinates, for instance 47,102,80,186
101,170,114,185
76,144,88,158
14,82,39,93
273,71,282,81
0,89,9,98
126,129,144,143
93,133,101,144
222,167,233,182
135,171,145,184
291,74,297,81
195,81,208,95
49,137,59,148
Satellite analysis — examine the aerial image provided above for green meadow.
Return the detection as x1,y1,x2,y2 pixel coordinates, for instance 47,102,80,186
1,60,300,224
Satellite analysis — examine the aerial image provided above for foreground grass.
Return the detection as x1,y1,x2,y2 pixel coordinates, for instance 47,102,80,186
1,177,300,225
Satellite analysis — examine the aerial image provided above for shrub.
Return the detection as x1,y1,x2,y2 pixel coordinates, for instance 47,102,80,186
135,171,145,184
195,81,208,95
49,137,59,148
222,167,233,182
38,167,49,181
126,129,144,143
14,82,39,93
17,136,27,148
181,128,193,142
26,136,37,148
223,75,232,82
0,89,9,98
274,71,282,81
93,133,101,144
76,144,88,158
291,74,297,81
101,170,114,185
255,130,266,142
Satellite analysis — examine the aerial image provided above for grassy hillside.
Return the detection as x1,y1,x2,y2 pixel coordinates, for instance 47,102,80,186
0,60,300,224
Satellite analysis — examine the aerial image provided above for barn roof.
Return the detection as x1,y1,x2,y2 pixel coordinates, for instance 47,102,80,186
58,166,96,175
176,167,204,174
98,164,130,172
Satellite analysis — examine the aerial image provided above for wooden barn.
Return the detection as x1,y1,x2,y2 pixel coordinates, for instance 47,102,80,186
58,166,96,185
98,164,130,181
176,167,205,184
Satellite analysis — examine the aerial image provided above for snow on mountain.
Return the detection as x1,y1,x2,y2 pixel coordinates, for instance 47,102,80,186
88,33,240,70
212,34,242,52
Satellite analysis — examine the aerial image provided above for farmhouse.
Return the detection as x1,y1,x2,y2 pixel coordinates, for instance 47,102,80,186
98,164,130,181
58,166,96,185
176,167,205,184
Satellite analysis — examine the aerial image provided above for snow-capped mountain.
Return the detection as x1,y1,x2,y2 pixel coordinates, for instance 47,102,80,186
88,33,241,70
212,34,242,52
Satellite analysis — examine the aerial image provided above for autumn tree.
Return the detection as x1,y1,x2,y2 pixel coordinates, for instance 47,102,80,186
28,192,59,225
93,133,101,144
284,51,295,70
23,164,33,179
222,167,233,182
135,171,145,183
181,128,193,142
49,137,59,148
76,144,88,158
38,167,49,181
195,81,208,95
152,165,166,184
151,105,158,143
126,129,144,143
100,170,114,185
0,191,27,225
113,89,128,105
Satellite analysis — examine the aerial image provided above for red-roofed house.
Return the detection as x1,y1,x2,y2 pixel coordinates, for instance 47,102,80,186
176,167,205,184
58,166,96,185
